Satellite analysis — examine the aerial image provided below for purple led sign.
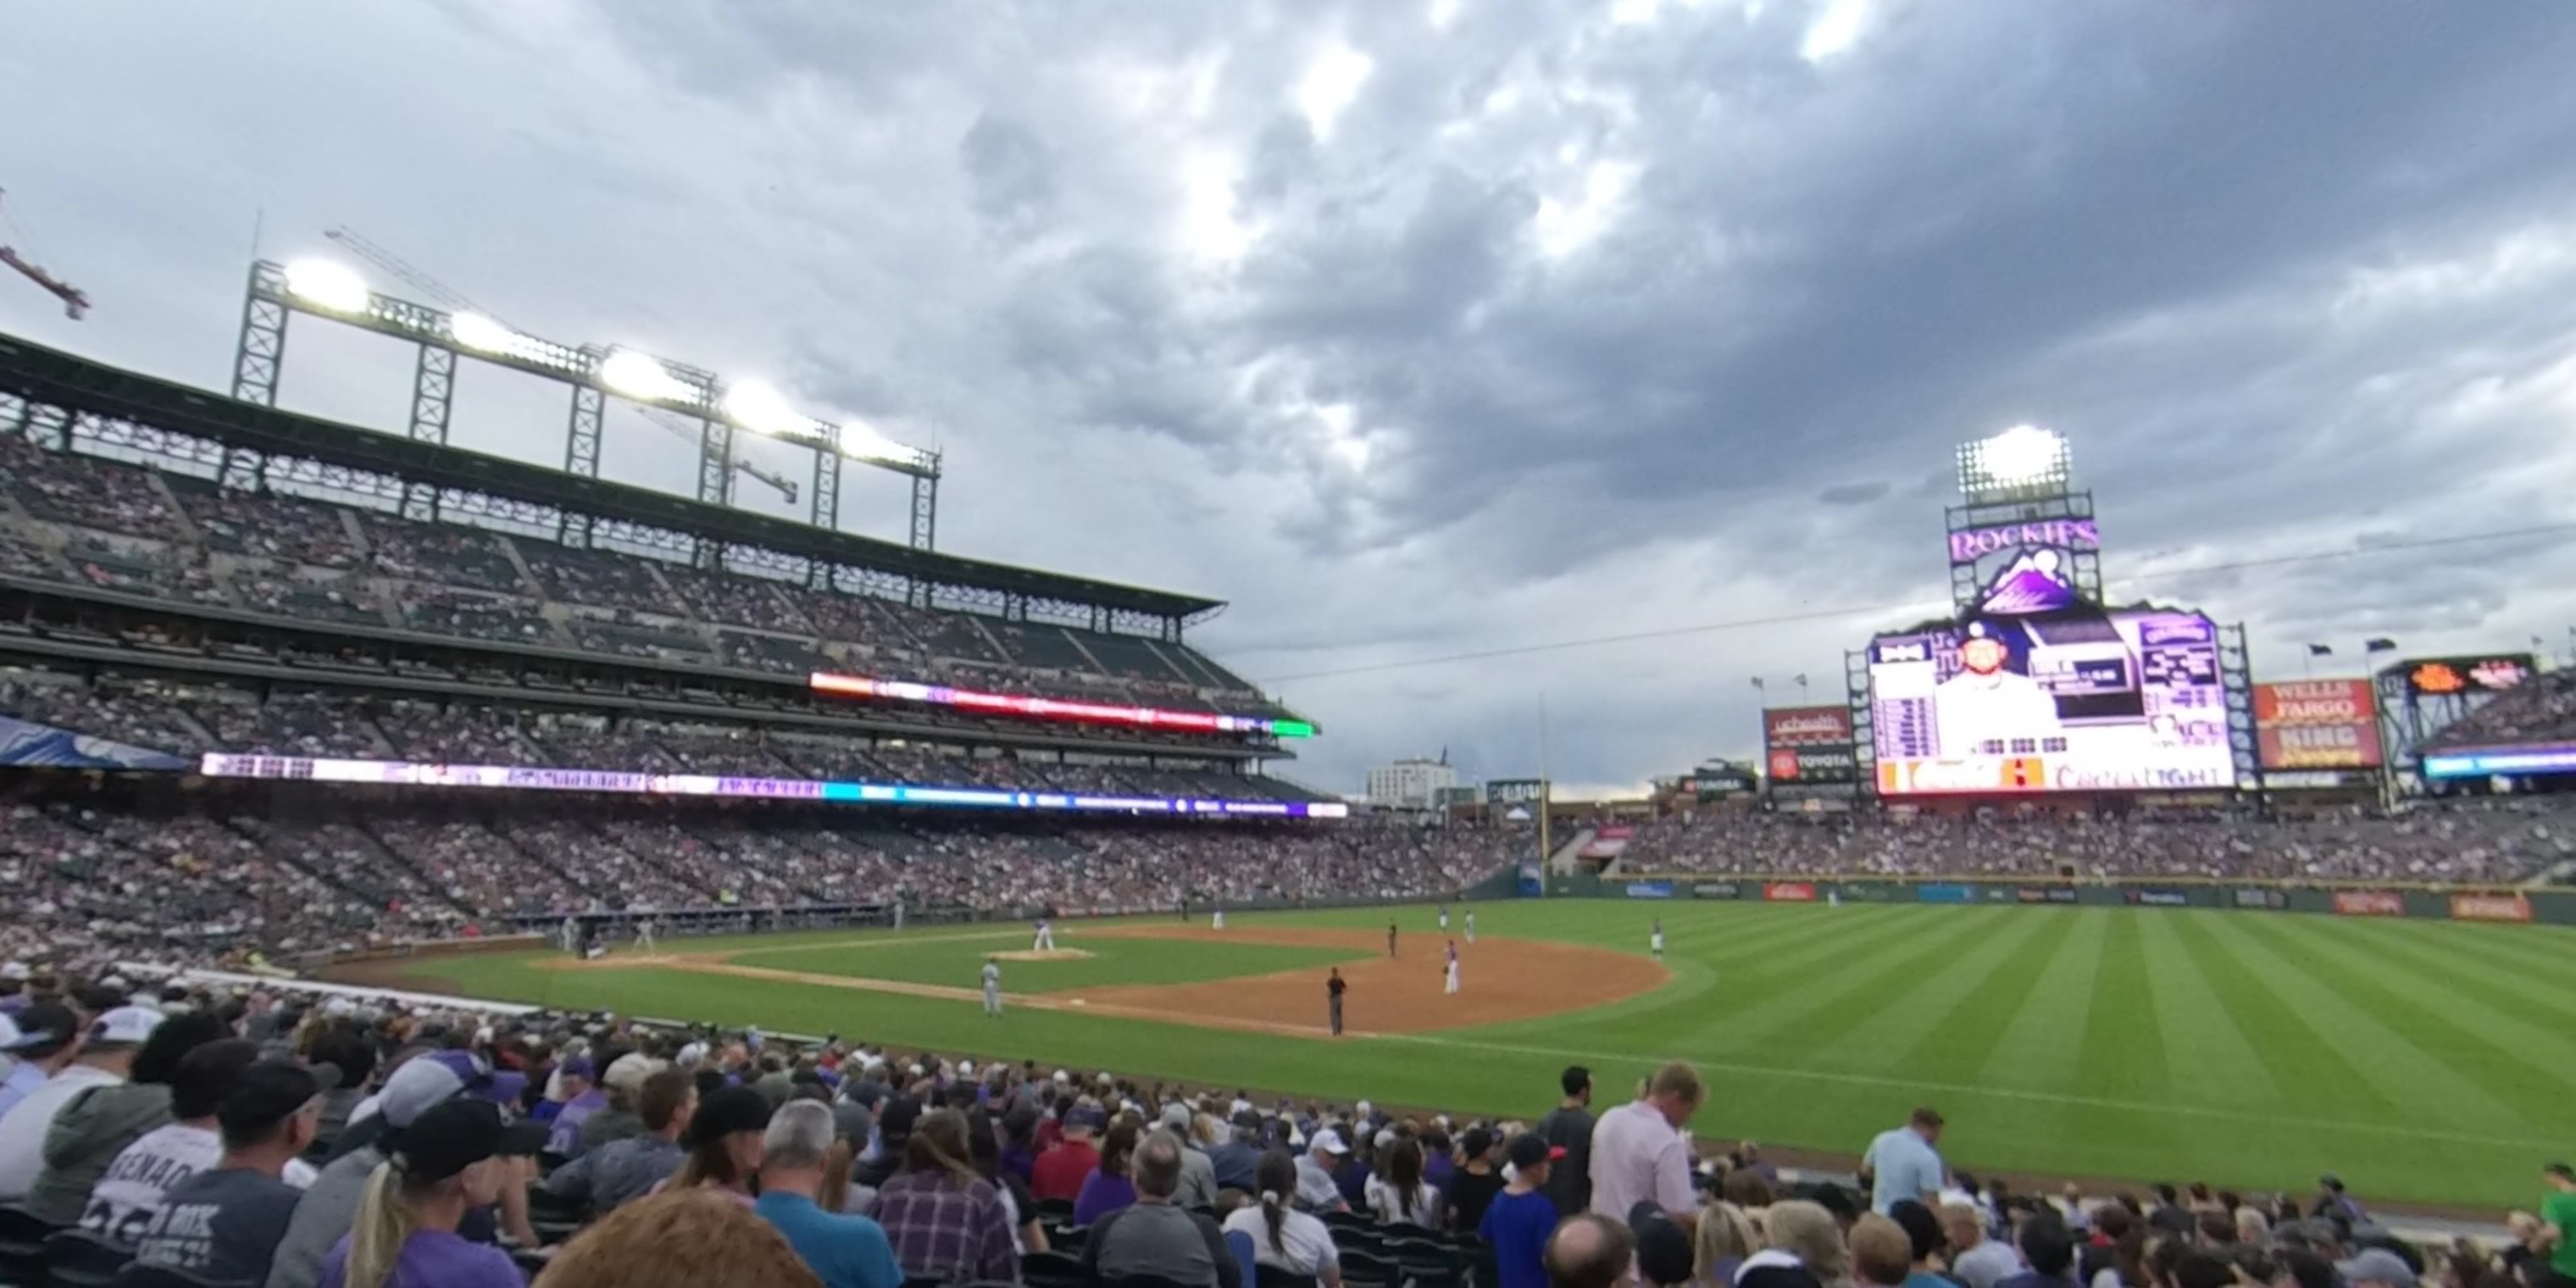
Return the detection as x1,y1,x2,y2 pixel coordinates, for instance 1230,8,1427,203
1948,519,2100,564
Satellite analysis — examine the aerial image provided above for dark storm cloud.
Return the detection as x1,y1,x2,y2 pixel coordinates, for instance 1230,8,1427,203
9,0,2576,795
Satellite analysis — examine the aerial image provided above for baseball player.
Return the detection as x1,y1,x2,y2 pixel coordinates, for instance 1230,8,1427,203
1443,940,1462,995
1033,917,1057,952
1213,905,1226,931
1439,903,1451,932
633,915,658,954
559,915,580,956
1651,919,1665,959
982,957,1003,1016
1464,908,1476,944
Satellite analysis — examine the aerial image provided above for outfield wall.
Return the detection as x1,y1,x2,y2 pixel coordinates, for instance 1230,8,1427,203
1549,872,2571,924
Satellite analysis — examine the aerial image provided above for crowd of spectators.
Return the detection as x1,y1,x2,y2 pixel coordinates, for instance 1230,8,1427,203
0,983,2563,1288
1616,807,2576,887
2,434,1286,716
2423,669,2576,752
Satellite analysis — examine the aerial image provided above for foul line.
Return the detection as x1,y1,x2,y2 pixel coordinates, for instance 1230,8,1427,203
720,929,1035,958
1371,1031,2551,1152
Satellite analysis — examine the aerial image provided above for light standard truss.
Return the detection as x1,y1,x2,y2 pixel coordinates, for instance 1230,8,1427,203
234,258,946,549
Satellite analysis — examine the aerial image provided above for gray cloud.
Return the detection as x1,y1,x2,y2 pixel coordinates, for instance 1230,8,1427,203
6,0,2576,797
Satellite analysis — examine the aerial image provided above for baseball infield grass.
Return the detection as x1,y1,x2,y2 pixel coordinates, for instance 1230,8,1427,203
374,902,2576,1210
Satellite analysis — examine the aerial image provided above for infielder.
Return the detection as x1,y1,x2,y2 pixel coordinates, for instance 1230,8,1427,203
982,958,1003,1016
1443,940,1461,995
559,915,580,955
1651,919,1665,959
633,916,658,953
1213,906,1226,931
1326,968,1346,1035
1438,903,1450,932
1032,917,1057,952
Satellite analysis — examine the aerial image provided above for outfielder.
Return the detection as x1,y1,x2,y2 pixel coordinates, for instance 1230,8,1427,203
1651,919,1665,959
982,958,1003,1016
1464,909,1476,943
1033,917,1057,952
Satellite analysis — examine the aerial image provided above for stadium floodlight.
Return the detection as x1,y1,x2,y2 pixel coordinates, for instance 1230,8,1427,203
1957,423,2070,497
447,312,519,355
597,347,697,405
721,380,824,441
281,259,371,314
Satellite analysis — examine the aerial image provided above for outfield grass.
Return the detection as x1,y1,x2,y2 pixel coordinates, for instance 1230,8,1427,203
375,902,2576,1209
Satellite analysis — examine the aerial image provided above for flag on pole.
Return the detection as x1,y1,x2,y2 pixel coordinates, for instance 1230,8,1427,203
2364,638,2398,652
1751,677,1765,691
1793,674,1808,689
2307,644,2332,657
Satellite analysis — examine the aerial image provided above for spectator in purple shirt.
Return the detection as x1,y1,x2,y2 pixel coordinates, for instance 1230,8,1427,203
1074,1121,1141,1225
542,1056,601,1153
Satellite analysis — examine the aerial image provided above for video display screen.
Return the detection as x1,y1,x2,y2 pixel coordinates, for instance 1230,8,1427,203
1869,608,2233,793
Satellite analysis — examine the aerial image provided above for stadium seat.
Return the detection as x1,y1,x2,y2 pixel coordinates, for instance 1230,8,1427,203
1102,1276,1197,1288
1224,1230,1258,1288
1020,1250,1086,1288
1254,1265,1321,1288
42,1231,130,1288
1382,1238,1465,1288
113,1265,251,1288
1337,1249,1397,1288
0,1208,56,1288
1034,1199,1076,1224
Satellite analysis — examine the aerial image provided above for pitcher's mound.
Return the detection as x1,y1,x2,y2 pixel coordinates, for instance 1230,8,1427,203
992,948,1094,963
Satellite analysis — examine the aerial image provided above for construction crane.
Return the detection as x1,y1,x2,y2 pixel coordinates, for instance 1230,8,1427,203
322,226,798,505
0,191,89,319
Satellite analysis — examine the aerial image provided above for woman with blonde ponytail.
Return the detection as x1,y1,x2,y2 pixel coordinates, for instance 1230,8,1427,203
317,1099,532,1288
1220,1150,1343,1287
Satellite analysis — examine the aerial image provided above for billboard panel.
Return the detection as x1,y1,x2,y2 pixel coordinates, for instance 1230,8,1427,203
2403,654,2534,697
1485,779,1547,805
2253,680,2383,770
1764,706,1856,784
1869,608,2232,793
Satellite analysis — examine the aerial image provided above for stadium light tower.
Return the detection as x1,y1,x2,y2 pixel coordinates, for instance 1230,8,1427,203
1942,421,2099,613
230,255,945,552
1956,423,2070,500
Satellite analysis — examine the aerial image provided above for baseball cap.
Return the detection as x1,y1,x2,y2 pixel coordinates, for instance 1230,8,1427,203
386,1098,547,1181
88,1005,164,1047
378,1048,492,1129
1630,1202,1696,1287
2336,1250,2416,1288
2546,1162,2573,1180
602,1052,662,1094
877,1095,923,1142
1462,1126,1494,1158
1506,1133,1564,1170
683,1086,774,1147
1160,1102,1193,1132
0,962,29,982
1310,1128,1352,1157
0,1002,79,1057
1067,1105,1108,1133
218,1061,325,1144
559,1054,597,1080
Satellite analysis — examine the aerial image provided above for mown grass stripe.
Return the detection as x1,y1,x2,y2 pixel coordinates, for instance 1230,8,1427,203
2310,919,2576,1028
1802,905,2068,1076
2191,913,2528,1134
2129,911,2282,1107
2258,914,2576,1119
1717,908,2016,1053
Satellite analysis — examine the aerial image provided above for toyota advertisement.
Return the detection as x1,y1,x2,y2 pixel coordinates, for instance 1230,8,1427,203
2254,680,2384,770
1763,706,1857,784
1869,608,2233,794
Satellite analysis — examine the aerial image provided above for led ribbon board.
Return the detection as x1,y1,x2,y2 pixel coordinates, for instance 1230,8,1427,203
197,753,1349,818
808,671,1314,738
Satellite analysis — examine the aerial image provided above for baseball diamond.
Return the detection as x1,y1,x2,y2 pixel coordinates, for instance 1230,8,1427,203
329,897,2576,1211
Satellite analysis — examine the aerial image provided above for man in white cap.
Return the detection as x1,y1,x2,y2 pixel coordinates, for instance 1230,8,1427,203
0,1002,76,1120
0,1004,163,1204
1157,1102,1217,1209
1296,1130,1352,1213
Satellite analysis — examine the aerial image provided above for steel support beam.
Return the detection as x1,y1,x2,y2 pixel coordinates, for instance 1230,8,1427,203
561,385,603,546
909,473,937,551
231,263,289,406
409,343,455,445
810,448,841,532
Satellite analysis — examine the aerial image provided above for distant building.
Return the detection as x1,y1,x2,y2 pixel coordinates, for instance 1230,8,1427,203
1366,757,1458,808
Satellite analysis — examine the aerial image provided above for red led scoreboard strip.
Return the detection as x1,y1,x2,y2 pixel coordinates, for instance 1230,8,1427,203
808,671,1314,738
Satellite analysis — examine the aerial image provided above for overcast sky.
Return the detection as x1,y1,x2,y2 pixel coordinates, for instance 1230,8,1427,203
8,1,2576,795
